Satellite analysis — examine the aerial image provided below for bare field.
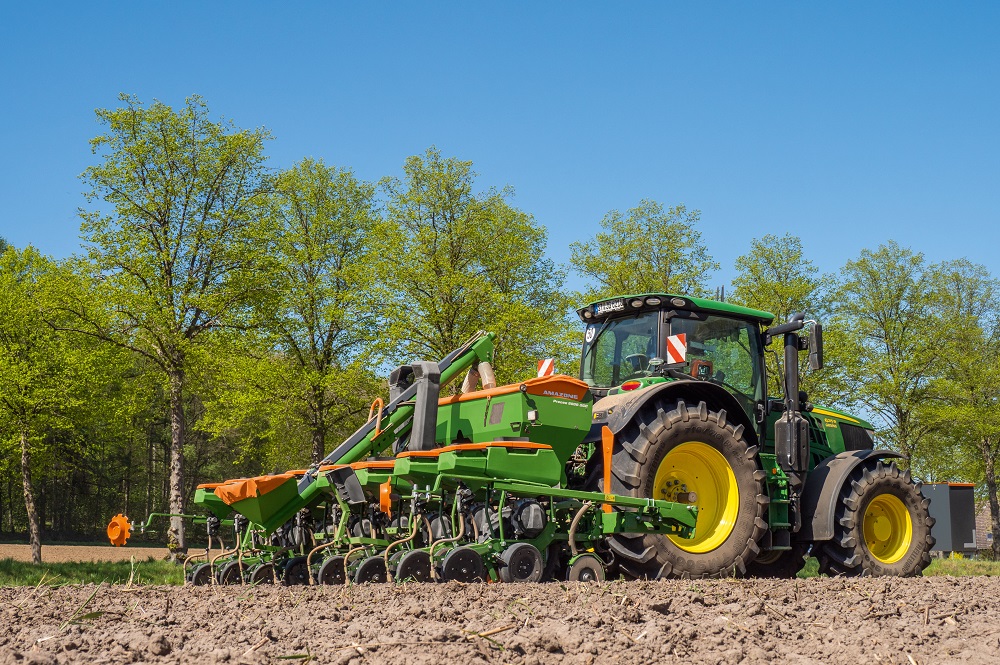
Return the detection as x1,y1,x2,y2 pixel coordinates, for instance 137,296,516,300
0,544,169,564
1,576,998,665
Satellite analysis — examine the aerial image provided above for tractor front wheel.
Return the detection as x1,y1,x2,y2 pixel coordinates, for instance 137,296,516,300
816,461,934,577
603,399,768,579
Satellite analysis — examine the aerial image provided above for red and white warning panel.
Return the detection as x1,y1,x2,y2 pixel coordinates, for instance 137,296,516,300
666,333,687,364
537,358,555,377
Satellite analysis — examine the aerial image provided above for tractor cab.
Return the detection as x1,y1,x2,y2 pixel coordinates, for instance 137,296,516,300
577,294,774,424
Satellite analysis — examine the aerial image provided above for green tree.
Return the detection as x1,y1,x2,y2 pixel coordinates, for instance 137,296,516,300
569,199,718,302
831,242,939,464
729,233,839,400
382,147,575,383
925,259,1000,557
200,159,384,464
64,94,272,551
0,248,85,562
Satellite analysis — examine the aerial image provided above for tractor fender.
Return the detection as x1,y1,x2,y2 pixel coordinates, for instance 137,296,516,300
799,449,905,541
590,380,759,446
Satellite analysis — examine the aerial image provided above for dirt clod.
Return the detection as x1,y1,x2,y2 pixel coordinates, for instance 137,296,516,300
147,633,171,656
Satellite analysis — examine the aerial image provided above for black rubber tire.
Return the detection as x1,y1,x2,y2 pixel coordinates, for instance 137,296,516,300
218,560,245,585
395,550,432,582
743,543,809,578
816,461,934,577
499,543,543,583
249,563,276,584
566,554,605,582
188,562,212,586
602,399,768,579
318,556,347,584
441,546,486,582
282,556,311,586
354,556,388,583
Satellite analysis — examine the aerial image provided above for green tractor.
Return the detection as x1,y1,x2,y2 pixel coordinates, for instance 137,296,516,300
571,293,935,578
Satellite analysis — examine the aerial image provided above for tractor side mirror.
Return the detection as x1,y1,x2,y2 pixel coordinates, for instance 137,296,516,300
809,323,824,371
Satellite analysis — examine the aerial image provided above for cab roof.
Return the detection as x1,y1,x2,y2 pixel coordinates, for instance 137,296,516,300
577,293,775,325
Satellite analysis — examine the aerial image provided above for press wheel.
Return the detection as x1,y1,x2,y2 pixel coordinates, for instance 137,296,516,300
499,543,543,583
441,546,486,582
566,554,605,582
354,556,388,583
318,556,347,585
395,550,432,582
188,562,212,586
249,563,276,584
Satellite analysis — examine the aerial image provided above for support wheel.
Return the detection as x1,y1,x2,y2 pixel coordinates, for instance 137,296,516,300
282,557,311,585
249,563,276,584
566,554,605,582
499,543,543,583
600,399,768,579
354,556,388,583
743,543,809,578
395,550,432,582
441,546,486,582
188,562,212,586
318,556,347,585
816,461,934,577
218,560,245,585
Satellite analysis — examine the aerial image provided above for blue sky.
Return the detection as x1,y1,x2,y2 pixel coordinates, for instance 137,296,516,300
1,2,997,292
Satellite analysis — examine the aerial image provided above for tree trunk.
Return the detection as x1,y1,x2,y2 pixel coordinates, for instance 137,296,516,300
982,439,1000,560
311,424,325,465
310,388,327,464
20,429,42,564
167,369,187,556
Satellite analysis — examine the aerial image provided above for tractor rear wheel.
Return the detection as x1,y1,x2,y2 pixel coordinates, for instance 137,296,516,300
816,461,934,577
603,400,768,579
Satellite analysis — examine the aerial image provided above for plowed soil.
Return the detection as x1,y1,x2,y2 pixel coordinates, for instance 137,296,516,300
2,576,998,665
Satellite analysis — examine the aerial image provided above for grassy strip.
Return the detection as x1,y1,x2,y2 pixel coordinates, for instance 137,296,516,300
0,557,184,587
922,557,1000,576
797,555,1000,578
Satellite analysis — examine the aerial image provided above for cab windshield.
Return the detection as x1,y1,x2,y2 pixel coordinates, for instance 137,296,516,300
668,314,764,412
581,311,660,388
581,311,765,417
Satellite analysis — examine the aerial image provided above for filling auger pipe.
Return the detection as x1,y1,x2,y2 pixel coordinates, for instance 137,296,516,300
314,331,495,470
214,332,497,536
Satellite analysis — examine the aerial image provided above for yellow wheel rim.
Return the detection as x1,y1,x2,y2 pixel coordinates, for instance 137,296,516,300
653,442,739,553
863,493,912,564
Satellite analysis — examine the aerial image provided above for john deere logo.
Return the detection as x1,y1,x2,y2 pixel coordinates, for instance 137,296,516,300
595,299,625,315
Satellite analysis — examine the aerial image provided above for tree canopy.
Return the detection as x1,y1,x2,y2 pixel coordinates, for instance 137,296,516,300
66,94,273,551
382,147,576,383
569,199,718,302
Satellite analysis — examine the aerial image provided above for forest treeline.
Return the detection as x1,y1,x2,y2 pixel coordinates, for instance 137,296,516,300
1,95,998,561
